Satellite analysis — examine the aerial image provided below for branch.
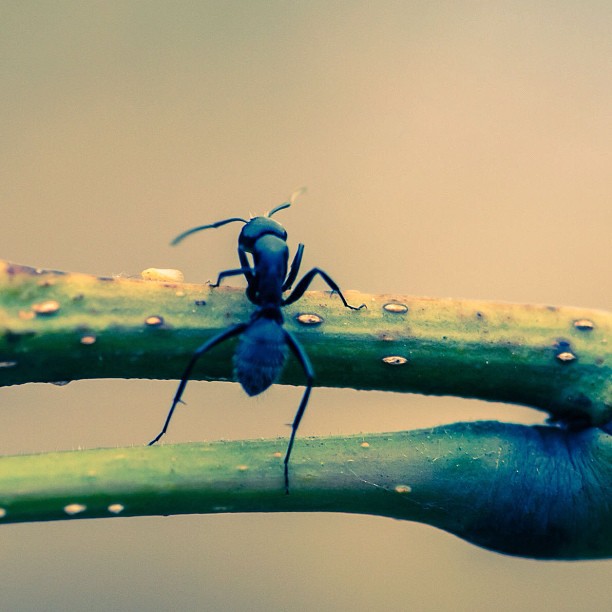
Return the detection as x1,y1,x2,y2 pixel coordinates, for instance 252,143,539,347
0,424,610,560
1,260,610,425
0,260,611,560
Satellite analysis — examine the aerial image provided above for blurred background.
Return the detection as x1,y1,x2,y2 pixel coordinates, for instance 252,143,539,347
1,2,610,610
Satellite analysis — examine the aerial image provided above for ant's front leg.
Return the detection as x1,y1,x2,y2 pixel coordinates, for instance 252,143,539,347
282,243,304,292
209,246,256,287
282,267,366,310
209,267,252,288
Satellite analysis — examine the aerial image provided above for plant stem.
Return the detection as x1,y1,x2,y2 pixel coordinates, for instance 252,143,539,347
0,260,610,424
1,260,611,560
0,424,610,560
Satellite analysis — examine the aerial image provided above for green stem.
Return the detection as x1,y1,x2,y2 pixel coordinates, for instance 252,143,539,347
0,425,610,560
1,260,610,425
1,260,611,560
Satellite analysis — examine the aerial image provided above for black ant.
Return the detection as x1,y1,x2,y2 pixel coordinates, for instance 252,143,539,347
148,192,365,493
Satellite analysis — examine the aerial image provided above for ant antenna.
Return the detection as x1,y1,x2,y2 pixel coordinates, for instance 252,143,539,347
290,186,307,204
267,187,307,218
171,217,247,246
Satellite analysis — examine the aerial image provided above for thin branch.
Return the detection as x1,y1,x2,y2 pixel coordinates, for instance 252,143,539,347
1,260,610,425
0,425,610,560
0,260,611,560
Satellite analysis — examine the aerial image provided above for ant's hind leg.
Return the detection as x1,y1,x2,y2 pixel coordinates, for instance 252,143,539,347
282,267,366,310
147,323,247,446
283,330,315,494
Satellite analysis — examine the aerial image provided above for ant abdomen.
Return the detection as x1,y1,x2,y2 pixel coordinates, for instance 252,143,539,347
234,317,288,396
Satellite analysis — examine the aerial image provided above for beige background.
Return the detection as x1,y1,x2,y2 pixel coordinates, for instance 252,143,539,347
1,2,611,610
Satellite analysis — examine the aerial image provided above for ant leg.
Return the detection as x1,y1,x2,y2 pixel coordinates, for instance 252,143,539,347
282,268,366,310
147,323,247,446
209,267,252,288
282,243,305,292
238,248,256,289
283,329,315,494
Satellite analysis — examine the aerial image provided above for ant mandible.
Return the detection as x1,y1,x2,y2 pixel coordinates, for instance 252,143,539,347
148,191,365,493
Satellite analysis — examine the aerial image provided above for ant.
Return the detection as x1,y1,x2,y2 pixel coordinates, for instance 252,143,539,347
148,192,365,493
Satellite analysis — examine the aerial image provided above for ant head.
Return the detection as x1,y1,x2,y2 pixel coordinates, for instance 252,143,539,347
238,189,305,250
239,216,287,251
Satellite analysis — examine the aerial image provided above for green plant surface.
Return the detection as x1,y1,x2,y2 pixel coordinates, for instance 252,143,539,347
0,259,610,560
0,424,610,560
1,260,610,425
